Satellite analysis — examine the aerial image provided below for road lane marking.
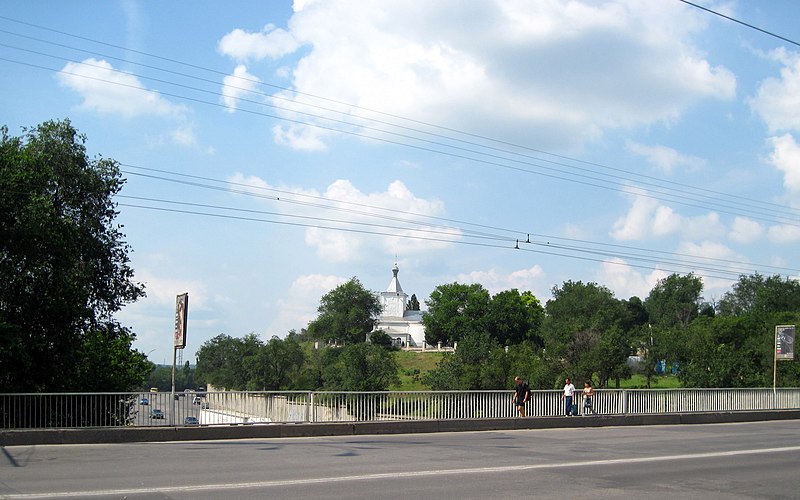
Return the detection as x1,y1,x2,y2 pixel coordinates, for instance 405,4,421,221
5,445,800,498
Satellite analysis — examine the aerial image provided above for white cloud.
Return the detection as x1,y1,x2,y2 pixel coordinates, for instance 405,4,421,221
611,191,724,241
267,274,347,336
767,134,800,194
135,269,210,310
236,0,735,150
596,258,668,299
749,48,800,133
677,240,738,263
729,217,764,244
767,224,800,243
170,124,197,146
57,58,185,117
218,24,300,62
456,265,546,296
226,175,457,261
626,141,706,174
271,123,329,151
221,65,262,112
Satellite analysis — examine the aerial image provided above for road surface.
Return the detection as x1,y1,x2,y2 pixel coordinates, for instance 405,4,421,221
2,419,798,499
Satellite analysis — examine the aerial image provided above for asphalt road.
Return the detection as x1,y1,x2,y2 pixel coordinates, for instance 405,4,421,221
2,419,799,499
133,393,200,427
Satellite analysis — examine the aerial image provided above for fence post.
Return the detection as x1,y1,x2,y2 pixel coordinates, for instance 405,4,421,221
622,390,628,415
308,392,314,422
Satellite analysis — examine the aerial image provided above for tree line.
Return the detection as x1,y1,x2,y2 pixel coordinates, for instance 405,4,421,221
194,273,800,392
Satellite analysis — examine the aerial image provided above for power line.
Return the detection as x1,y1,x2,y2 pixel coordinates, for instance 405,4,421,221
2,26,795,220
3,51,798,230
2,14,798,283
113,164,800,278
678,0,800,48
117,201,751,283
1,17,798,223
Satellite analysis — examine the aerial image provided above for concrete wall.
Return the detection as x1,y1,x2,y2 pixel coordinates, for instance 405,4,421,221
3,410,799,446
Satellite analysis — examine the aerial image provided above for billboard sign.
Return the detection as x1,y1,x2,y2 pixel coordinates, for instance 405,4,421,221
174,293,188,349
776,325,795,360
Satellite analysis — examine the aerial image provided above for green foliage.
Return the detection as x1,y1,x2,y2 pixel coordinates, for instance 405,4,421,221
0,120,145,392
718,274,800,318
145,363,197,392
422,282,491,345
306,278,381,344
75,324,152,392
195,333,263,390
392,350,443,390
645,273,704,329
618,374,682,389
367,330,395,349
486,289,544,346
423,332,552,390
321,343,399,391
542,281,630,387
246,336,305,390
407,294,421,311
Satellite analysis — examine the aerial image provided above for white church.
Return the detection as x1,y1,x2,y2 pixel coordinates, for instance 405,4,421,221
371,263,428,348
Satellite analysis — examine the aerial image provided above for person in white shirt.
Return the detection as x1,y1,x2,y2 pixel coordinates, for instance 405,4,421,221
561,378,576,416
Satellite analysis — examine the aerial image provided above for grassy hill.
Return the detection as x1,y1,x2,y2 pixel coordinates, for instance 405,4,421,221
390,350,444,390
387,349,681,391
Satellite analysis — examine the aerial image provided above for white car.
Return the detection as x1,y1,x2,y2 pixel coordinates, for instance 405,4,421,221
192,396,202,405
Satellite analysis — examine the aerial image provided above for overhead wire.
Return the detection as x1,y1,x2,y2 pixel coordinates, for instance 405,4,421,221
3,48,799,230
677,0,800,48
1,26,796,220
1,13,798,283
115,163,800,279
0,18,798,225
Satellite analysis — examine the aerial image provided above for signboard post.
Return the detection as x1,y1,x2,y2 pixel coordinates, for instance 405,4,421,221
171,293,188,425
773,325,796,401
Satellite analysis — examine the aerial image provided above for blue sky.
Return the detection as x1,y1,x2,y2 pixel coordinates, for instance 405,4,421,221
2,1,799,364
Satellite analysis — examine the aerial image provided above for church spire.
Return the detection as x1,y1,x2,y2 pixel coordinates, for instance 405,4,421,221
387,262,404,294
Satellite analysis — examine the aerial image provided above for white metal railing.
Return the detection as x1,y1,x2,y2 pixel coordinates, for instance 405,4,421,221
1,388,799,429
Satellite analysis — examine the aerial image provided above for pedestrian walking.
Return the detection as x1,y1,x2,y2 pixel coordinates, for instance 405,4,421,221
512,376,530,417
561,378,576,416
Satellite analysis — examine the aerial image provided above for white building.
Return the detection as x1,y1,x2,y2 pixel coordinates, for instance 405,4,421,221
372,263,427,348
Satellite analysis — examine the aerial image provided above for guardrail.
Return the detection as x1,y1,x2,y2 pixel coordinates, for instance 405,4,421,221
2,388,799,429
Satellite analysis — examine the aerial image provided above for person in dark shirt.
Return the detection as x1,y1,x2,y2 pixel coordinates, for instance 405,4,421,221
512,376,530,417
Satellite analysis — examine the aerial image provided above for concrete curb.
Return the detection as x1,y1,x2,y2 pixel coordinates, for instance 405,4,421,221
2,410,799,446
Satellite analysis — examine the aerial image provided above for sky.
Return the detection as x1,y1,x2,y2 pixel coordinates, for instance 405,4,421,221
1,1,799,364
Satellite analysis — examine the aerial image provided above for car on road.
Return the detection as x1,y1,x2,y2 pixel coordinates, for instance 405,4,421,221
149,409,165,419
200,401,210,409
139,397,149,405
192,396,202,405
184,416,199,425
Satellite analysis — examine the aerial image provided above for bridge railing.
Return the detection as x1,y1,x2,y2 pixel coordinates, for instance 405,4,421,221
1,388,799,429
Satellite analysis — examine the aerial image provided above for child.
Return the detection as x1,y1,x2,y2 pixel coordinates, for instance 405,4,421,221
583,381,596,415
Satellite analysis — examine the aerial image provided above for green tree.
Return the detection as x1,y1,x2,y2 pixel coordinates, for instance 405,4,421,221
306,278,381,345
643,273,705,383
195,333,262,390
407,294,421,311
247,336,305,390
75,324,151,392
0,120,146,392
678,315,769,387
367,330,395,349
645,273,704,329
486,289,544,347
321,343,399,391
422,282,491,346
542,281,629,388
718,274,800,318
